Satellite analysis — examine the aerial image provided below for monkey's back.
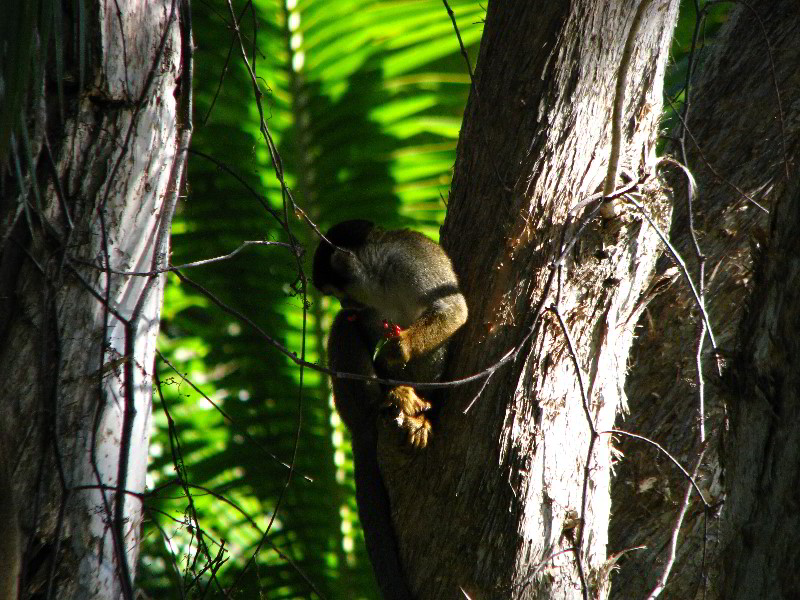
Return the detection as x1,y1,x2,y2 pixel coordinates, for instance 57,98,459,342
355,229,464,329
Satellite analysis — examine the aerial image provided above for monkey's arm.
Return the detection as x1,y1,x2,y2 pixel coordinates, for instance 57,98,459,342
380,235,468,366
387,290,467,365
328,311,413,600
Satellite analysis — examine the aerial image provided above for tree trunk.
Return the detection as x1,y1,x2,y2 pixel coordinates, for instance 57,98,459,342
0,0,189,597
610,1,800,598
378,1,680,598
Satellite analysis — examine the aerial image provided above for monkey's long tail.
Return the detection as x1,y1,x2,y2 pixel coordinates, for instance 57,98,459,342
352,431,414,600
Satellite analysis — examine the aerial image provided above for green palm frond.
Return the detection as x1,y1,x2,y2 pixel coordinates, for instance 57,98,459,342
142,0,484,597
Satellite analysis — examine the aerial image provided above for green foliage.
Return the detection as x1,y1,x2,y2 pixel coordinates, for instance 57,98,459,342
141,1,734,597
140,1,484,597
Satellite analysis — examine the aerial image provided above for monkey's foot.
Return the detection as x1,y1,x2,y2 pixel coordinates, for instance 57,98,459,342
402,413,432,449
383,385,432,449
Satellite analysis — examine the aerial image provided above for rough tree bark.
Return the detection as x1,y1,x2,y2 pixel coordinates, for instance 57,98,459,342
0,0,190,597
610,1,800,598
378,1,680,598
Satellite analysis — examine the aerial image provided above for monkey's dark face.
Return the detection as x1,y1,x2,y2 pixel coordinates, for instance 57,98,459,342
312,219,375,296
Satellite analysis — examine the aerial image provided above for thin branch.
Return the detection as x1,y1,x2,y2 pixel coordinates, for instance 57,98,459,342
550,304,594,600
187,148,285,224
664,95,768,213
550,306,593,436
462,254,559,413
734,0,790,181
603,429,709,507
647,451,706,599
675,0,705,166
220,3,313,593
462,178,638,414
175,264,522,393
82,240,297,276
695,270,707,444
142,508,186,599
655,156,708,442
441,0,511,191
442,0,475,82
156,351,314,482
155,364,225,594
622,193,720,370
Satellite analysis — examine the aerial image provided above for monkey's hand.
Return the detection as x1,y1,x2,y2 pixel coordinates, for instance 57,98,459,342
376,321,412,366
382,385,432,449
380,333,413,366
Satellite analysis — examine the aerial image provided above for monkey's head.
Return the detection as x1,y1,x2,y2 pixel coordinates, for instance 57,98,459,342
312,219,375,298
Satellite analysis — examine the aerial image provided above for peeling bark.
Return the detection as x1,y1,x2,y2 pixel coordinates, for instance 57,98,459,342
0,0,188,597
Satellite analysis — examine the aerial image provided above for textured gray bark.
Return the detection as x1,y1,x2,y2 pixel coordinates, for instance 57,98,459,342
0,1,188,597
377,1,680,598
609,1,800,599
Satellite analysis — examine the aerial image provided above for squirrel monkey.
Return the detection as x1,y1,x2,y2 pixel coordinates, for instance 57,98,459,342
313,219,467,599
313,219,467,448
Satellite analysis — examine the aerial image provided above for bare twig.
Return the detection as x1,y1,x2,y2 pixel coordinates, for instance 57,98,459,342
550,304,594,600
220,3,313,593
81,240,297,276
647,451,706,599
735,0,790,181
622,193,720,372
442,0,475,82
656,156,708,441
604,429,709,507
155,363,225,595
664,95,768,213
157,351,314,482
441,0,511,191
